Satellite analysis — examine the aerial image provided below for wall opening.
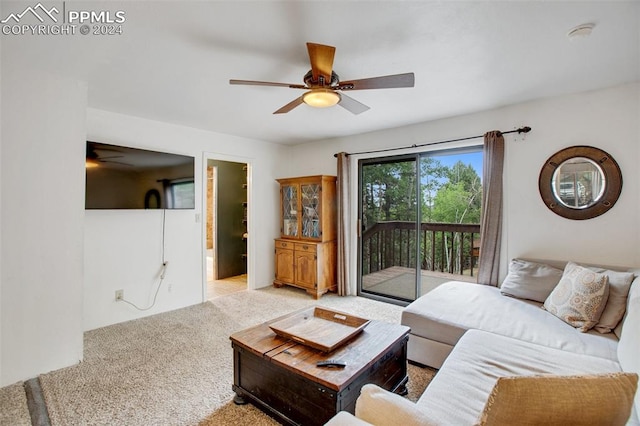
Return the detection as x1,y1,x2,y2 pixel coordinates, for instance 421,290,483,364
205,159,248,299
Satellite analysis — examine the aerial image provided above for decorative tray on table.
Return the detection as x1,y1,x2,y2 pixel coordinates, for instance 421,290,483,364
269,306,370,352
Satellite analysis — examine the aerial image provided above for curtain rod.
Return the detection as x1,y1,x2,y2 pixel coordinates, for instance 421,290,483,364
333,126,531,158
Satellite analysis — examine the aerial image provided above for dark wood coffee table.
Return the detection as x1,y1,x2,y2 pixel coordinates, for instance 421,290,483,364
230,308,410,426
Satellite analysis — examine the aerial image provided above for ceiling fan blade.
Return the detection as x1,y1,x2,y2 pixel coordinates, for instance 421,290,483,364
338,93,370,115
230,79,307,89
337,72,415,90
103,160,133,167
306,42,335,84
87,142,124,153
273,96,304,114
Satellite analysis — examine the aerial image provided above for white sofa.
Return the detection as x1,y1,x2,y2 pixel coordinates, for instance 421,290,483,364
326,260,640,425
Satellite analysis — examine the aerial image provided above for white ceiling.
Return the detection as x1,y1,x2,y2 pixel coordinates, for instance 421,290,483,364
3,1,639,145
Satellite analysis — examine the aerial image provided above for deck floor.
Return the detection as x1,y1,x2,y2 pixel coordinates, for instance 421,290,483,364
362,266,476,300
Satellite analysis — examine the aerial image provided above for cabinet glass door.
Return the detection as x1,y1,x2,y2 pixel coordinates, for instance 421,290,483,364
282,184,298,237
301,183,321,239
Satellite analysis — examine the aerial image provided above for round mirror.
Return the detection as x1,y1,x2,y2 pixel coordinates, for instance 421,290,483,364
539,146,622,220
551,157,605,209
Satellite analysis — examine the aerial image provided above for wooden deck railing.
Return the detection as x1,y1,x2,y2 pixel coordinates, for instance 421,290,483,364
362,221,481,277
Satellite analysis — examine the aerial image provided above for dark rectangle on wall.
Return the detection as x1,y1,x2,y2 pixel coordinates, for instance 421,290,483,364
85,141,195,209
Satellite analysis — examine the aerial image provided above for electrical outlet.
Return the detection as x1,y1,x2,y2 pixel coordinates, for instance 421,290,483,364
115,290,124,301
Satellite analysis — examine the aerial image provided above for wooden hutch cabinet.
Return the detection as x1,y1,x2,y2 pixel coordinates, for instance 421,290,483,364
274,175,337,299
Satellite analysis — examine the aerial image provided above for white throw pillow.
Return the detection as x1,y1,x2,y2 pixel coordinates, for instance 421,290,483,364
543,262,609,332
500,259,563,302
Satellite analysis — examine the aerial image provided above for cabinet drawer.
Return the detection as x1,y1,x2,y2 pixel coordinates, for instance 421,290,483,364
275,240,294,250
295,243,316,254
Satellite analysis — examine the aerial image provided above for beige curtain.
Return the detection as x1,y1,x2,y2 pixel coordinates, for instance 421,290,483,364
477,131,505,286
336,152,353,296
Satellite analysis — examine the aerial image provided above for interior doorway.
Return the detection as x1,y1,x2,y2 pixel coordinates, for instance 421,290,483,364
205,158,249,299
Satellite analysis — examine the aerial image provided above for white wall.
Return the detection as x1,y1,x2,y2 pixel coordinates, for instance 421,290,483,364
286,83,640,285
502,83,639,268
0,1,4,381
1,70,636,387
84,109,284,331
1,68,87,386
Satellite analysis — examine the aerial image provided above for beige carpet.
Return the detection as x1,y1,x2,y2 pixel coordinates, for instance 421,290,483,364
38,286,436,425
0,382,31,426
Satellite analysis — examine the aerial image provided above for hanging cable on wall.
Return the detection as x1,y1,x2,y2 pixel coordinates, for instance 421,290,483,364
334,126,531,157
119,209,169,311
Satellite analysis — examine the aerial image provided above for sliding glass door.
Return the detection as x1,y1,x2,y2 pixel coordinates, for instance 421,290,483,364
358,147,483,304
359,155,420,302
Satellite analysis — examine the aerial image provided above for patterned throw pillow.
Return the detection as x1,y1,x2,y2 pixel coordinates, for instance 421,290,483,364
543,263,609,332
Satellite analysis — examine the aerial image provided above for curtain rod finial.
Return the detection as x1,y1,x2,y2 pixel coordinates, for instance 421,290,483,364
518,126,532,134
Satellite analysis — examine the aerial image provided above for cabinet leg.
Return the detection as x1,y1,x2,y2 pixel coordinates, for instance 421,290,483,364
393,376,409,396
306,289,321,299
395,384,408,396
233,393,248,405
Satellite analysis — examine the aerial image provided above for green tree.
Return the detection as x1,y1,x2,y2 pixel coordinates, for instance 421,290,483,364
361,156,482,275
430,161,482,272
362,160,417,229
361,160,419,272
432,161,482,224
420,157,448,222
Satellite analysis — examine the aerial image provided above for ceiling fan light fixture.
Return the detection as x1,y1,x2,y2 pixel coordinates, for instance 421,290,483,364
302,89,341,108
85,158,100,168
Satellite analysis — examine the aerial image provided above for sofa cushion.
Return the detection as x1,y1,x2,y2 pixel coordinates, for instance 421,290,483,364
324,411,373,426
543,262,609,332
499,258,563,302
618,291,640,424
401,281,618,360
577,263,635,333
416,330,623,425
355,384,434,426
616,272,640,338
477,373,638,426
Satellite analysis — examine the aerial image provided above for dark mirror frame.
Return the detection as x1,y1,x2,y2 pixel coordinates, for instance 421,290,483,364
539,146,622,220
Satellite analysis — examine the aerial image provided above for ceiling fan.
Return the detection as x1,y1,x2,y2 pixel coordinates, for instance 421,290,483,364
229,42,415,115
86,142,130,168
